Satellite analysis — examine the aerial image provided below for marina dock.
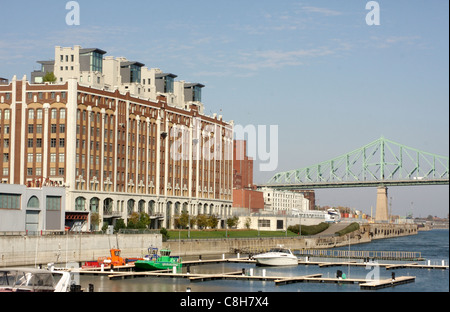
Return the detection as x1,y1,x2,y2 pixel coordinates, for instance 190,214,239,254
98,268,415,290
69,253,447,291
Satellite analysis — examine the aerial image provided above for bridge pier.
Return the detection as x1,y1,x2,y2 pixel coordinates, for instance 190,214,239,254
375,186,389,222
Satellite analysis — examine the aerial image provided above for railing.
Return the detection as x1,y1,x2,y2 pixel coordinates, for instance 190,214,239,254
294,249,423,261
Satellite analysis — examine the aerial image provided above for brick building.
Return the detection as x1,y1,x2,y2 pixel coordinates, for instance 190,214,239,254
0,45,233,231
232,140,264,213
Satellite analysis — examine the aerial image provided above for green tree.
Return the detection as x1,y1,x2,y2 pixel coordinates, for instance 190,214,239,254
244,217,252,229
227,216,239,228
179,211,190,229
127,212,150,229
114,219,126,232
43,72,57,83
196,214,209,229
160,227,170,241
207,215,219,229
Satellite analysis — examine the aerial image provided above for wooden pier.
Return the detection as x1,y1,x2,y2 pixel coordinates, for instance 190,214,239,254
69,255,449,290
98,268,415,290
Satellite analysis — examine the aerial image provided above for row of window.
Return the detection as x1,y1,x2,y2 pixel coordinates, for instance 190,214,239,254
27,138,65,148
28,108,66,120
0,193,61,211
27,92,66,101
28,124,65,134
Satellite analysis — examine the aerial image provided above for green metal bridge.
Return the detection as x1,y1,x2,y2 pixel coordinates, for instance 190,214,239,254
263,137,449,190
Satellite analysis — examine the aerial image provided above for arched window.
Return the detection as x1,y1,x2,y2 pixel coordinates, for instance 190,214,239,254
27,196,39,208
127,199,135,215
90,197,99,213
75,197,86,211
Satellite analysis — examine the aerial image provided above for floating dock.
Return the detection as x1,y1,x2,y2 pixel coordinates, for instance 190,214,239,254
100,269,415,290
69,254,449,290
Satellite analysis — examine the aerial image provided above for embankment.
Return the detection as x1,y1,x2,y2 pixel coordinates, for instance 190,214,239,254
0,234,161,267
163,223,418,257
0,223,417,267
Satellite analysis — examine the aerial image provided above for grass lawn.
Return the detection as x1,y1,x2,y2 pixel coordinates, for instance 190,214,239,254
167,229,300,240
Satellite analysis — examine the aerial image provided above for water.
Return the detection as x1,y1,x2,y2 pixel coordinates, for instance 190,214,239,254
80,229,448,293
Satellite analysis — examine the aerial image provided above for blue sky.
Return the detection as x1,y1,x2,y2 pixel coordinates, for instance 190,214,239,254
1,0,448,217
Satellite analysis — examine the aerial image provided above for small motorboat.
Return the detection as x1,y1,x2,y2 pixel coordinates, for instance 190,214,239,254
0,267,71,292
252,246,298,266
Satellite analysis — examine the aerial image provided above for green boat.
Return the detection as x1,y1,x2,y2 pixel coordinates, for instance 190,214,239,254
134,248,182,271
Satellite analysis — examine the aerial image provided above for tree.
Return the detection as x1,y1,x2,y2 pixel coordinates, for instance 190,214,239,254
244,217,252,229
43,72,57,83
114,219,126,232
90,212,100,231
179,211,190,229
207,215,219,229
127,212,150,229
196,214,209,229
227,216,239,229
160,227,170,241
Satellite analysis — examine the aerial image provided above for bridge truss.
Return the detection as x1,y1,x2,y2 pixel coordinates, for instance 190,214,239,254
265,137,449,189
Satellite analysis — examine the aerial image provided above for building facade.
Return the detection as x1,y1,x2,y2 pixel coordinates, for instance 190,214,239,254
0,183,66,233
1,46,233,231
261,187,310,214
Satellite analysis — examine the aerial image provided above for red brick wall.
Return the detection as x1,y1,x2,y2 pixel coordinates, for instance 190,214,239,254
233,189,264,212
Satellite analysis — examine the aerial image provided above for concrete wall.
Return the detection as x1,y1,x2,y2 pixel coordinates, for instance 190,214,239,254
0,223,418,267
164,223,418,257
0,234,161,267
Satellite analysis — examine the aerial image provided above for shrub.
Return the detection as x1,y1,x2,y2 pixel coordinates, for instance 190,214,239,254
335,222,360,236
288,222,330,236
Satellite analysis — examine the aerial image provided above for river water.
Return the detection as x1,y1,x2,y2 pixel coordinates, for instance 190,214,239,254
80,229,448,293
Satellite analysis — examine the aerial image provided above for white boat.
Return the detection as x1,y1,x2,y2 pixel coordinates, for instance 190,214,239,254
252,246,298,266
0,267,72,292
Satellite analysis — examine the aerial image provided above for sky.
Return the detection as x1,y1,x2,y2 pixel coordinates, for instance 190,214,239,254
0,0,448,218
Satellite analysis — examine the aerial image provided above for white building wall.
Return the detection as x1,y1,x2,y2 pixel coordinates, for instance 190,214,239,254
261,187,309,214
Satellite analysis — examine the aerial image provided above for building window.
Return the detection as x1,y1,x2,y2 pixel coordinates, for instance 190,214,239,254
27,168,33,176
4,109,10,120
28,109,34,119
3,153,9,162
51,109,57,119
36,109,42,119
0,193,21,210
60,108,66,119
258,219,271,228
27,196,39,208
75,197,85,211
51,138,56,147
46,196,61,211
27,153,34,163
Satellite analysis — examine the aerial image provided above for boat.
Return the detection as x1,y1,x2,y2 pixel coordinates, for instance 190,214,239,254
134,248,182,271
0,267,71,292
83,248,140,268
252,246,298,266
